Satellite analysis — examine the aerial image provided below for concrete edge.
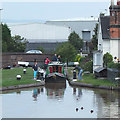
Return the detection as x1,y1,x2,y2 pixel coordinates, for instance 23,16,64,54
0,81,45,91
69,81,120,91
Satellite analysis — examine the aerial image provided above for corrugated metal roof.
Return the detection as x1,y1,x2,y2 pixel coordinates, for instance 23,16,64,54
94,67,106,72
47,17,98,22
46,20,98,39
9,23,71,42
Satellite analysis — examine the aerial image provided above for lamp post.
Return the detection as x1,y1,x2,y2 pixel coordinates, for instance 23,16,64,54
0,8,3,23
0,8,2,69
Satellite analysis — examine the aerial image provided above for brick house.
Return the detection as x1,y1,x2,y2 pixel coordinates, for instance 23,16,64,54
93,0,120,71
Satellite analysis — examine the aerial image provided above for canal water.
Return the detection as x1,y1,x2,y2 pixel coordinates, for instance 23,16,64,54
2,81,120,118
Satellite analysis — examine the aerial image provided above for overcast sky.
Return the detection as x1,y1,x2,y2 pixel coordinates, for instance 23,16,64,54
0,0,114,23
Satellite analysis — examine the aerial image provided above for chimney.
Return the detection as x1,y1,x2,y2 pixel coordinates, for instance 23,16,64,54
111,0,114,6
117,0,120,5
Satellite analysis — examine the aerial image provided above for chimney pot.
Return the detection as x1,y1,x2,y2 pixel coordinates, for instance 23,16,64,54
111,0,114,6
117,0,120,5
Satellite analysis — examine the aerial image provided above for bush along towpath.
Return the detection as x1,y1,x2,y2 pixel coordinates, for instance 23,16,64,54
1,67,45,91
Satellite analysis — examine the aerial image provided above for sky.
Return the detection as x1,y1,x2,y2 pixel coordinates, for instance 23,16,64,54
0,0,114,23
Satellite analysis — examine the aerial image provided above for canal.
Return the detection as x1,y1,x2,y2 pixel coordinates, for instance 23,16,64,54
2,81,120,118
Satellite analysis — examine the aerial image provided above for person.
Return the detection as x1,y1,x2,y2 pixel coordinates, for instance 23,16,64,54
74,65,83,80
32,88,38,101
52,54,57,61
32,61,38,80
44,57,51,70
57,55,61,62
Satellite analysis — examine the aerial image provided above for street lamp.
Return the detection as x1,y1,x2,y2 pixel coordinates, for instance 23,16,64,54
0,8,2,69
0,8,3,23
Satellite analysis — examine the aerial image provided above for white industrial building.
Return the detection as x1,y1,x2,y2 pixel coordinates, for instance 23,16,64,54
46,18,98,52
9,23,71,52
8,17,98,53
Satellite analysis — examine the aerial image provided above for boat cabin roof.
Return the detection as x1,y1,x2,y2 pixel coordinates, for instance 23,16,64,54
48,62,63,66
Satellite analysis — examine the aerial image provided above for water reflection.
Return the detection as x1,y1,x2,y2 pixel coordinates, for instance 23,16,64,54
2,82,120,118
73,87,82,101
45,82,66,100
32,88,44,101
93,89,120,118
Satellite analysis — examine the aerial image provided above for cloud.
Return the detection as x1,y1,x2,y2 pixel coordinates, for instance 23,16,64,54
1,0,109,2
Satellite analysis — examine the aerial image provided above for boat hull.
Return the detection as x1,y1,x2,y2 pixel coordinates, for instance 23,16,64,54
45,74,66,83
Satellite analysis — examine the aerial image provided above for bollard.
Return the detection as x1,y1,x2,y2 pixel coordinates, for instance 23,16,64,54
23,69,26,74
16,75,21,80
37,71,40,80
73,70,77,79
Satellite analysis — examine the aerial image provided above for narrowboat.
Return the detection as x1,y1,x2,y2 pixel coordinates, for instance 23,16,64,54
45,82,66,99
45,62,66,83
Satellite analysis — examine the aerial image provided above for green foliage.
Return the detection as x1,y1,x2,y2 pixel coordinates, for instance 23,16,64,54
37,46,45,53
91,23,98,50
79,55,92,69
108,62,120,71
84,60,93,73
68,31,83,51
11,35,28,52
75,54,82,62
56,42,77,62
103,52,113,67
2,24,27,52
2,24,12,52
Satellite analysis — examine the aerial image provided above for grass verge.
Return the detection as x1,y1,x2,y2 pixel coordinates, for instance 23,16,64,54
79,74,118,87
2,67,38,87
67,68,119,87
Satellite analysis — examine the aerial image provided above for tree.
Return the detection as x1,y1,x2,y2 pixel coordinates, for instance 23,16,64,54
103,52,113,67
2,24,28,52
68,31,83,52
56,42,77,62
91,23,98,50
11,35,28,52
2,24,12,52
37,46,45,53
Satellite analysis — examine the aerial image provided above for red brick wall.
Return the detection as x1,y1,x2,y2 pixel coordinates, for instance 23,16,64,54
110,28,120,39
110,11,120,25
110,5,120,39
2,53,53,68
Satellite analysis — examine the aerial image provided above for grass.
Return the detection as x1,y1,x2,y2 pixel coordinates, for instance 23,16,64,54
79,74,118,87
2,67,38,87
67,68,119,87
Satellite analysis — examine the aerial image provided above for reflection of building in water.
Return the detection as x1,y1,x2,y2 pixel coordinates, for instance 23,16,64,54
73,88,76,95
45,83,66,99
73,88,82,101
94,90,119,118
118,91,120,118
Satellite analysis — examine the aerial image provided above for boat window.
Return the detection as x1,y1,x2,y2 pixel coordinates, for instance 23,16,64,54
58,66,62,73
53,66,58,72
49,66,53,73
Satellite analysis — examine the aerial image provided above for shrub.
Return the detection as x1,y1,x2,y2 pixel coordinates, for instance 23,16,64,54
108,62,120,71
103,52,113,67
75,54,82,62
84,60,93,73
